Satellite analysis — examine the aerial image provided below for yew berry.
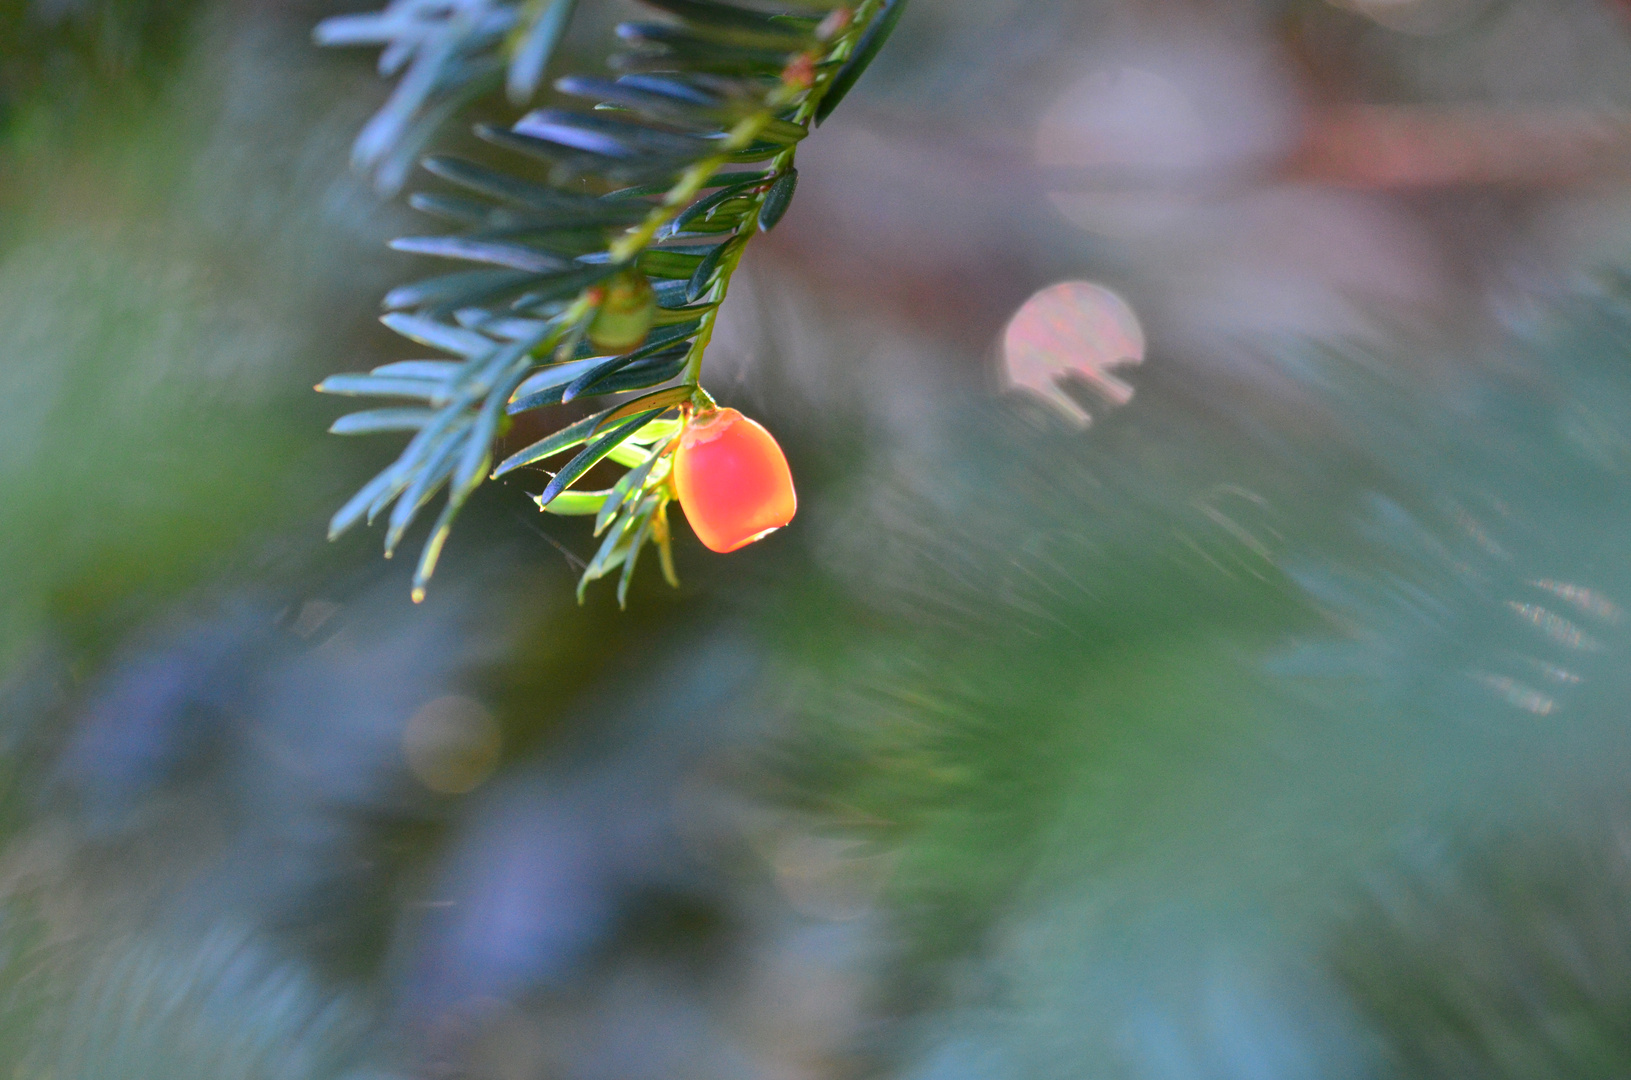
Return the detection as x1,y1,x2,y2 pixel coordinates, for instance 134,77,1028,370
673,407,797,553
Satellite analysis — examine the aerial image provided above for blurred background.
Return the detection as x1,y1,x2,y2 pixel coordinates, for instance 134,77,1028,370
8,0,1631,1076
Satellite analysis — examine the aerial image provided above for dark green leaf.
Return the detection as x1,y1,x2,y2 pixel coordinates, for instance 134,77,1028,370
686,237,735,302
411,494,465,604
613,71,727,107
642,14,808,52
408,191,491,225
653,278,695,307
640,245,718,280
507,263,622,314
726,140,786,162
616,498,661,608
468,226,610,259
391,236,570,274
638,0,813,37
508,355,609,413
422,155,609,214
385,426,465,554
367,410,469,525
539,489,612,516
384,267,539,313
616,22,795,72
316,374,447,399
596,447,662,535
671,175,766,233
757,116,809,145
509,0,579,104
563,322,702,401
330,464,405,540
592,385,693,433
410,189,650,232
577,501,643,603
556,75,731,130
536,411,663,507
511,344,689,412
675,209,749,235
612,50,779,81
371,360,462,379
381,313,494,356
654,300,717,324
493,403,618,477
330,408,439,435
514,108,713,159
582,344,692,395
758,167,798,231
605,166,770,201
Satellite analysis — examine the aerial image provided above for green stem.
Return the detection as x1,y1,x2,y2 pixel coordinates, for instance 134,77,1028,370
590,2,891,404
608,111,775,265
682,236,749,387
670,0,888,390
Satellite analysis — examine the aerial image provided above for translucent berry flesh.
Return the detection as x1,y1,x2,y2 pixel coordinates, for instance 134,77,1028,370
673,407,797,553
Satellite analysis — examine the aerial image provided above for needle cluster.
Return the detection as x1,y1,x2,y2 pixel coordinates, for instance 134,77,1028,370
314,0,906,604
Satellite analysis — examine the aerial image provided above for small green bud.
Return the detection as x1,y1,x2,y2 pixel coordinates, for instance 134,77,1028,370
588,270,657,352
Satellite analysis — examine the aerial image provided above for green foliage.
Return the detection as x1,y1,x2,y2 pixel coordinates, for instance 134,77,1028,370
0,0,200,145
0,910,379,1080
317,0,907,604
758,270,1631,1065
0,24,404,691
1333,812,1631,1080
764,391,1316,986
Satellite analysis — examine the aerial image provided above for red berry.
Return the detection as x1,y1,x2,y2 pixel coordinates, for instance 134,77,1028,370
673,407,797,553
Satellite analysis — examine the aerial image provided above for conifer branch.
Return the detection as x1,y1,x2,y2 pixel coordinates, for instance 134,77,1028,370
317,0,905,603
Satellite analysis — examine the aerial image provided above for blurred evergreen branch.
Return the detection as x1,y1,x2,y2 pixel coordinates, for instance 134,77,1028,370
0,0,200,140
0,912,381,1079
765,269,1631,1042
1333,811,1631,1080
316,0,904,604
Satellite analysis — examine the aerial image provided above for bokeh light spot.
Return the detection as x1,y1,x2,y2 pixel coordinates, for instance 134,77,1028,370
1002,281,1146,426
403,694,502,795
